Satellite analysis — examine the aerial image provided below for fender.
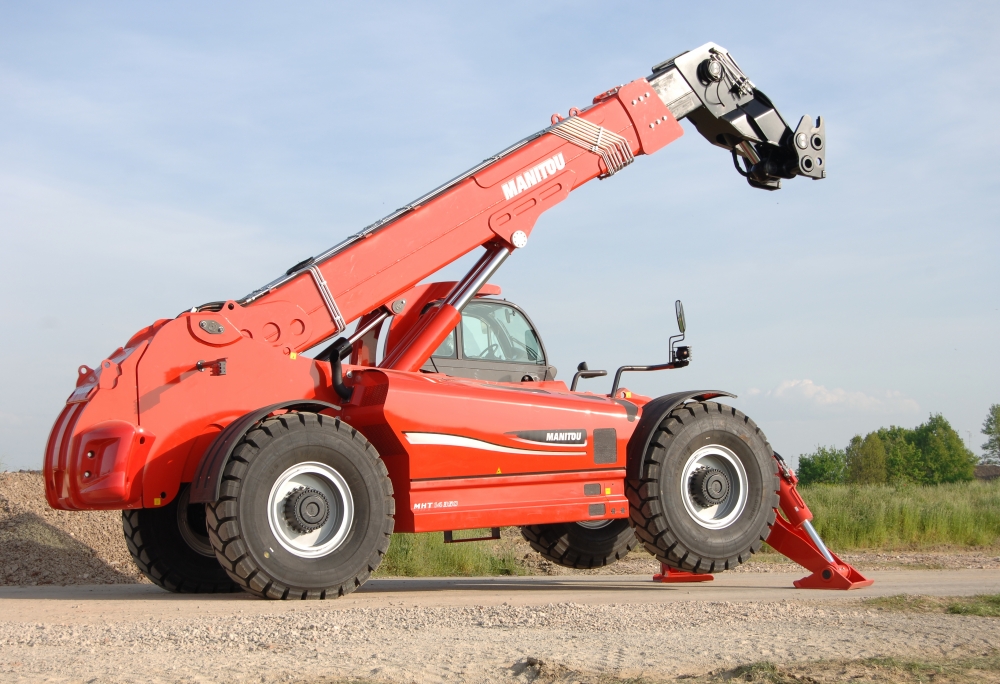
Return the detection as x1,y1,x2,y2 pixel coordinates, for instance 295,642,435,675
189,400,342,504
626,391,736,481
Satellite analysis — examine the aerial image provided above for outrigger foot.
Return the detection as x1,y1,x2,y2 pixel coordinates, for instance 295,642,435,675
652,564,714,583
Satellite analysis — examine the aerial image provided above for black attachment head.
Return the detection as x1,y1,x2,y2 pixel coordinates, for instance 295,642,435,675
649,43,827,191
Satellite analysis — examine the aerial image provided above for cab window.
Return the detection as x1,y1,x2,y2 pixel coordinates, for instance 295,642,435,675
431,329,457,359
460,301,545,364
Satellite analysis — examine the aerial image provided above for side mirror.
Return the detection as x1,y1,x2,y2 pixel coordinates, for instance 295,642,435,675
669,300,690,366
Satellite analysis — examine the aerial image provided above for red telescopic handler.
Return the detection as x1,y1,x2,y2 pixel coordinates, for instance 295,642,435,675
44,43,869,599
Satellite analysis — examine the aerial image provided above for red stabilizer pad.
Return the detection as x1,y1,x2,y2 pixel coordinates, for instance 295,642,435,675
793,563,874,590
653,564,714,583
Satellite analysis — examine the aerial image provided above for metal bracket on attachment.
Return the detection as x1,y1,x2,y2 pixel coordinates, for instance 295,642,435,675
549,117,634,177
308,265,346,334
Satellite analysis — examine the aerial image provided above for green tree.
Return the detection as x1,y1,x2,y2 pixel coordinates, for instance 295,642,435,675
877,426,920,484
796,446,846,485
982,404,1000,465
846,433,887,485
910,413,976,483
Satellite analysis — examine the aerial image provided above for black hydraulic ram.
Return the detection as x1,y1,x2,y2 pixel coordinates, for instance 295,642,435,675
649,42,826,190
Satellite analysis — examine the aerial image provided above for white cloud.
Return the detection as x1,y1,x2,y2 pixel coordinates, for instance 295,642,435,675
763,379,920,414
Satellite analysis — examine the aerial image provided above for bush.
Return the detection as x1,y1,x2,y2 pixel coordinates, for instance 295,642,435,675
847,433,887,485
908,414,977,484
982,404,1000,464
878,426,921,484
797,446,846,486
796,414,976,486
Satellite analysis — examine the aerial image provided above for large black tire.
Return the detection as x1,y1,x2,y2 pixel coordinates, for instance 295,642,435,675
122,484,239,593
206,412,394,600
520,519,637,569
627,401,779,574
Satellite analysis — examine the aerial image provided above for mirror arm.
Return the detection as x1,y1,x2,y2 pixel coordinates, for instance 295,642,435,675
610,361,689,397
571,369,608,391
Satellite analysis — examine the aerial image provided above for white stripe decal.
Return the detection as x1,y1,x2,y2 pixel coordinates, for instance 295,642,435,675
403,432,586,457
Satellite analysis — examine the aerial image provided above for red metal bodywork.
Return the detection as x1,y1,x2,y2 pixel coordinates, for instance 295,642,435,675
44,77,677,536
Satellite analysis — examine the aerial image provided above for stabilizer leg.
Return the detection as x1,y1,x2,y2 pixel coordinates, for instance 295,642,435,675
767,454,873,590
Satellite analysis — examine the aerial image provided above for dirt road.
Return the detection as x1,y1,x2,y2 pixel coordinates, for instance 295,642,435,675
3,570,999,683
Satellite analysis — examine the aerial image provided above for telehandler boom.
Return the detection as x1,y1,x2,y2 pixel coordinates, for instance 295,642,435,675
44,43,867,599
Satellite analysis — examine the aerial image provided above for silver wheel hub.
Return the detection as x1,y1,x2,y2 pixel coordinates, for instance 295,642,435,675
267,462,354,558
680,444,748,530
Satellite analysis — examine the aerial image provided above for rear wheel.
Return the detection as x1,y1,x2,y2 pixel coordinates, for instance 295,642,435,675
627,401,779,573
520,518,637,569
122,485,239,593
206,412,394,599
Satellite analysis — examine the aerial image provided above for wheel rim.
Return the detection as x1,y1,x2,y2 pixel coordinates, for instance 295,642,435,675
680,444,748,530
267,462,355,559
176,487,215,557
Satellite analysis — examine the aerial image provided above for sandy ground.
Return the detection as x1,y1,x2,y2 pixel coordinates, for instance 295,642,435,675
2,572,1000,683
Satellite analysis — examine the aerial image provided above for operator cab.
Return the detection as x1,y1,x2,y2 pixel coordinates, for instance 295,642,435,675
421,298,557,383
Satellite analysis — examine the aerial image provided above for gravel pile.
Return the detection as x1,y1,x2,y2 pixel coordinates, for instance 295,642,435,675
0,472,146,586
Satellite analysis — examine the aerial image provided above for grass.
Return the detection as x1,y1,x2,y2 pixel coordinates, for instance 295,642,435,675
712,653,1000,683
729,661,783,682
375,529,526,577
865,593,1000,617
798,480,1000,550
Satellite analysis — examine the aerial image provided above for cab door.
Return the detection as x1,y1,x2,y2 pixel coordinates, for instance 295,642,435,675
421,299,556,382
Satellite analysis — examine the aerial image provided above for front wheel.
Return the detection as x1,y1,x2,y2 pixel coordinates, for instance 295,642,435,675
206,412,394,599
627,401,779,573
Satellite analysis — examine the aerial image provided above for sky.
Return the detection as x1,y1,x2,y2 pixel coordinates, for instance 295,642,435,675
1,1,998,471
